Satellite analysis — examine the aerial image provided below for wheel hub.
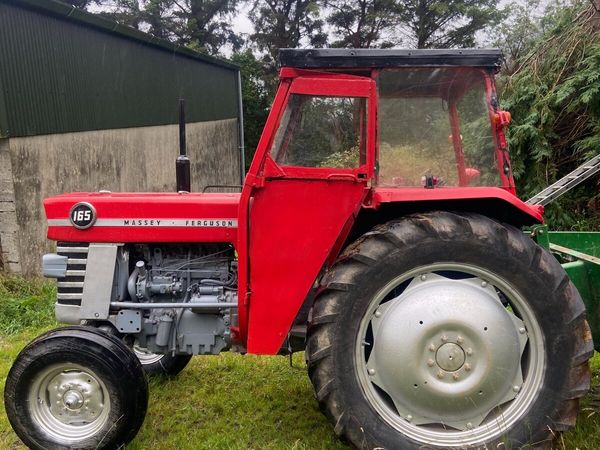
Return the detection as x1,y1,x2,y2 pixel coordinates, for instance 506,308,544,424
435,343,465,372
364,272,528,430
28,363,110,442
63,390,84,410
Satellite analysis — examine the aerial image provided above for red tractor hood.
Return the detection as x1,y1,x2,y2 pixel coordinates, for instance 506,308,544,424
45,192,241,244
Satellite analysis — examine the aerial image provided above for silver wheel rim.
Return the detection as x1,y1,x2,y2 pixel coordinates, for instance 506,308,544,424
28,363,111,442
355,263,544,447
133,344,164,365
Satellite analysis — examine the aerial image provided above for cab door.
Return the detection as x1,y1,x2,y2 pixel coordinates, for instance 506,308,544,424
241,73,377,354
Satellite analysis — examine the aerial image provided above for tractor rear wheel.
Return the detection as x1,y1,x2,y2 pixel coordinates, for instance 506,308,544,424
307,212,592,450
4,326,148,450
133,344,192,376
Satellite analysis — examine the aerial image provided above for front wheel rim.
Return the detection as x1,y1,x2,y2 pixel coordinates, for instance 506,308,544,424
355,263,545,447
28,363,111,443
133,345,165,365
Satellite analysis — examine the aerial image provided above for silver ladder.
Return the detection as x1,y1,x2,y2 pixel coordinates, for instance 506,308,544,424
526,153,600,206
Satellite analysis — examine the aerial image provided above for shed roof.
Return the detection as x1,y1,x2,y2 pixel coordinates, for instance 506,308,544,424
5,0,238,71
0,0,240,137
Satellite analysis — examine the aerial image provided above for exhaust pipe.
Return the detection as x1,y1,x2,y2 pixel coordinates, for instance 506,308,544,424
176,99,191,193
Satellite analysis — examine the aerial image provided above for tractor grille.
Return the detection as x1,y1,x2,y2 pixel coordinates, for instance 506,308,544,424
56,242,88,306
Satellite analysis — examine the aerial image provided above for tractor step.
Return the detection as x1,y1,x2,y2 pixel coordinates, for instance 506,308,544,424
526,153,600,206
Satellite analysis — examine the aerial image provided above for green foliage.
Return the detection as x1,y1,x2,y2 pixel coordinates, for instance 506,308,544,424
486,1,545,73
0,276,56,335
319,147,359,168
249,0,327,87
501,2,600,228
278,96,361,168
397,0,505,48
326,0,401,48
230,50,271,168
90,0,242,55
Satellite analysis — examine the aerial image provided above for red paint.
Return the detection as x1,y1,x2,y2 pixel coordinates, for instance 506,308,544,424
372,187,544,223
484,74,516,194
42,64,542,355
242,74,376,354
45,192,239,244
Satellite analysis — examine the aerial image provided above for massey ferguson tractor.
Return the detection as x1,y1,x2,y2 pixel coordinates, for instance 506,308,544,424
4,49,596,450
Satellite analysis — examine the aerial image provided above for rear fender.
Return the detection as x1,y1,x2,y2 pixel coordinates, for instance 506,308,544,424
287,189,543,349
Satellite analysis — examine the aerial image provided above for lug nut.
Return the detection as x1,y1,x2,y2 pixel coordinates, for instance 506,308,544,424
464,363,472,372
466,422,473,429
368,368,376,376
374,310,382,318
513,385,521,393
420,274,427,281
441,335,448,343
429,344,436,352
427,359,435,367
519,327,526,334
456,336,464,344
466,348,473,356
406,415,413,422
481,281,488,287
452,373,460,381
437,371,445,379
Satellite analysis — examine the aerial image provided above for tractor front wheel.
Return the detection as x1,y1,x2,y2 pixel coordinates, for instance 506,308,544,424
4,326,148,450
307,212,592,449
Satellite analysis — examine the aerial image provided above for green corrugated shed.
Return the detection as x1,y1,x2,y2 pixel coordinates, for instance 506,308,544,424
0,0,240,138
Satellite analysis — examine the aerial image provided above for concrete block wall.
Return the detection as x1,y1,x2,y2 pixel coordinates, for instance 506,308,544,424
0,139,21,272
0,118,241,274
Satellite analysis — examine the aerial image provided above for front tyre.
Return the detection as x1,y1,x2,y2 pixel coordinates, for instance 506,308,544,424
4,326,148,450
307,212,593,449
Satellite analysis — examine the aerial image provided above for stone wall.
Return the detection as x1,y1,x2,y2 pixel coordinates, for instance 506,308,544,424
0,118,240,274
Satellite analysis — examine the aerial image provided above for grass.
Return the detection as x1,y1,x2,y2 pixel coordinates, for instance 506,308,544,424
1,274,600,449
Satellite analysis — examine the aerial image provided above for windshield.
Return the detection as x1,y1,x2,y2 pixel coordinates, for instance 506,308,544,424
378,68,500,188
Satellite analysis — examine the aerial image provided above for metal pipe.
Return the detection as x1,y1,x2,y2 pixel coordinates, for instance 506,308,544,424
179,98,186,157
236,70,245,184
110,301,237,309
176,98,191,192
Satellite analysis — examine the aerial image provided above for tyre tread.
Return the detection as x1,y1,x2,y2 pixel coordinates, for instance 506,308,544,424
307,212,592,449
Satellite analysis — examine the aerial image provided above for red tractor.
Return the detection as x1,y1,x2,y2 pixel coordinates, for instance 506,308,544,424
4,49,592,450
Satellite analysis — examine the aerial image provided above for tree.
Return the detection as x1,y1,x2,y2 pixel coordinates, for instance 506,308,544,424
326,0,401,48
176,0,243,54
88,0,242,55
95,0,144,29
66,0,97,8
249,0,327,86
230,50,271,167
502,1,600,228
396,0,504,49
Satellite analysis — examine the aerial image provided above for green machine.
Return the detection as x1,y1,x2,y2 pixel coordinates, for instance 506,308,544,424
529,153,600,348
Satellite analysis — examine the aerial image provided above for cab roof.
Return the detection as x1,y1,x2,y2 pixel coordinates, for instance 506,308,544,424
279,48,503,71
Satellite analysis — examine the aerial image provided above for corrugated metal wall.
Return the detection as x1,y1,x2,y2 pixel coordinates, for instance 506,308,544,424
0,0,240,138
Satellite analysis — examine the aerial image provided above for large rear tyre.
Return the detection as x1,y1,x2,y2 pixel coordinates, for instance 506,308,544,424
4,326,148,450
133,344,192,376
307,212,593,449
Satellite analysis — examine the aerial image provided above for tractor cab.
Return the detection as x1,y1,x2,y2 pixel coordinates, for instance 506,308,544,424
265,49,513,193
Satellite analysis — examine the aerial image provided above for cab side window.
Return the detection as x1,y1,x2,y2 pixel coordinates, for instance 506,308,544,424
271,94,366,169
